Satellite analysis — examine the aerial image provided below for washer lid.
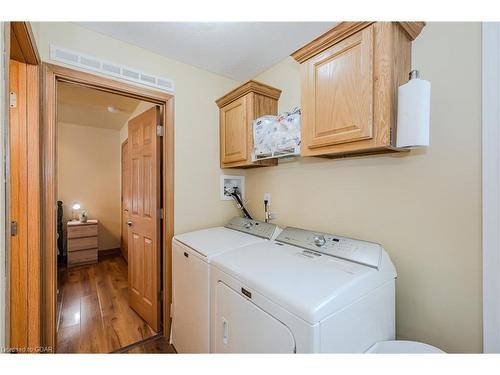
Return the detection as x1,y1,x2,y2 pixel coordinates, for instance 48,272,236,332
211,240,396,324
174,227,267,258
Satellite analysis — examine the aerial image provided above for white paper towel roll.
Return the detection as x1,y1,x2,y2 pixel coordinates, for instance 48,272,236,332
396,75,431,148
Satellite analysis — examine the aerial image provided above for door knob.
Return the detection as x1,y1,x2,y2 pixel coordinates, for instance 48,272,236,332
127,221,133,227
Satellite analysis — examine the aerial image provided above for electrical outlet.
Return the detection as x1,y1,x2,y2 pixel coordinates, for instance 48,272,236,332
264,192,271,203
220,175,245,201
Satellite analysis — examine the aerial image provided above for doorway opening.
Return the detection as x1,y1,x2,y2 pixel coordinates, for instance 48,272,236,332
42,64,174,353
55,82,162,352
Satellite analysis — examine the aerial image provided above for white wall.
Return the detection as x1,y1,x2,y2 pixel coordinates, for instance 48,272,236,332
57,122,122,251
0,21,7,350
246,22,483,353
119,101,156,143
33,22,243,235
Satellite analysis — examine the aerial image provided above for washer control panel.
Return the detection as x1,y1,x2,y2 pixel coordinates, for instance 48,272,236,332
276,227,382,269
225,217,278,240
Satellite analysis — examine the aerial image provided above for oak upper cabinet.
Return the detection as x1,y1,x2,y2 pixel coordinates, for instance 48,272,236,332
216,80,281,168
292,22,425,158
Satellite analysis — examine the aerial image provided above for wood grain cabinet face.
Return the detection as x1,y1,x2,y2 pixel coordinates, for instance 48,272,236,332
220,96,248,164
216,80,281,168
293,22,425,158
67,222,99,267
304,26,374,149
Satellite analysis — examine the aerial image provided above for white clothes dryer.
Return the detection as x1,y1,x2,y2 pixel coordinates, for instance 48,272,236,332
210,226,396,353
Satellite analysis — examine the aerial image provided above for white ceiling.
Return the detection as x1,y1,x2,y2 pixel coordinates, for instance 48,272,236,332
57,82,142,130
77,22,337,81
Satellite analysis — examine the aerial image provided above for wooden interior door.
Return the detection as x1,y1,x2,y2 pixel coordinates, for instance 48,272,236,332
121,140,129,262
128,106,161,332
220,96,248,164
9,58,40,349
303,25,374,149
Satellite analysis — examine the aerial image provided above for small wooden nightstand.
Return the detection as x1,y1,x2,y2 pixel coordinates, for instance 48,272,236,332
67,220,98,267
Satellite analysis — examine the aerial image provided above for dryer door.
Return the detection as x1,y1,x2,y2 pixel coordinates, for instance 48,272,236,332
214,281,296,353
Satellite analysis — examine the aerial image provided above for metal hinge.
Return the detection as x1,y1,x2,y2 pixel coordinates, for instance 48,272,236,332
9,92,17,108
170,303,173,318
10,221,17,236
159,208,164,219
156,125,164,137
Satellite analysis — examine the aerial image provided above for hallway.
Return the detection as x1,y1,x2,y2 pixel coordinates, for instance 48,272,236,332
57,254,156,353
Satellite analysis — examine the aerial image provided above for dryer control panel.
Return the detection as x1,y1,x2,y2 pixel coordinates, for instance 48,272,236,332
225,217,279,240
276,227,382,269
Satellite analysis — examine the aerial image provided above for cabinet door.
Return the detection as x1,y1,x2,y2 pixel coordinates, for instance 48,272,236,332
303,25,374,150
220,96,248,164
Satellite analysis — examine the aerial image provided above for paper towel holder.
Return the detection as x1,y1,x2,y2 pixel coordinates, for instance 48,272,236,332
409,69,421,80
396,68,431,149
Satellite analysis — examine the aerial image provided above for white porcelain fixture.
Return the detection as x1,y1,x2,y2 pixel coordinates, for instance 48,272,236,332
366,340,445,353
210,227,397,353
171,217,280,353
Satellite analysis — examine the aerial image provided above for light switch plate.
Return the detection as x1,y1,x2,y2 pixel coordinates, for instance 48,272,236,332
220,175,245,201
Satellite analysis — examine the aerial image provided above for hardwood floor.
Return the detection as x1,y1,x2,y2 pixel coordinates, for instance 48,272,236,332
56,254,157,353
114,335,176,354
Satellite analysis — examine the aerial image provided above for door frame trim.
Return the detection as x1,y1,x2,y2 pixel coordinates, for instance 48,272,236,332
10,21,40,65
41,63,174,351
482,22,500,353
120,139,129,263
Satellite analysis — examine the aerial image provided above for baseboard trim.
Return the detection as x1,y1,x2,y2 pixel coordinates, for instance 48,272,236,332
98,248,121,257
111,333,163,353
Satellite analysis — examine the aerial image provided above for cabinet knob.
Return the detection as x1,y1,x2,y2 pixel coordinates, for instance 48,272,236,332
127,221,133,227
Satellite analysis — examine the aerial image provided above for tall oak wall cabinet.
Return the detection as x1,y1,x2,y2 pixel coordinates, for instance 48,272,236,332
216,80,281,168
292,22,425,158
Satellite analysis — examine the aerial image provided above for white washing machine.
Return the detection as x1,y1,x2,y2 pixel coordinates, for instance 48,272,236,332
171,217,280,353
210,227,397,353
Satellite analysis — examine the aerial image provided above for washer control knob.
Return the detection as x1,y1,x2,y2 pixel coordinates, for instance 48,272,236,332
244,221,254,229
313,234,326,247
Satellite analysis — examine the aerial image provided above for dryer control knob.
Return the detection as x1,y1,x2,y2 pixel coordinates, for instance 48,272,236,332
244,222,254,229
313,235,326,247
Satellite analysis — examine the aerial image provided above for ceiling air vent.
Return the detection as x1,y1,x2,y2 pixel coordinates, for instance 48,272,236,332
157,78,173,90
50,45,175,93
140,73,156,84
80,56,101,70
102,63,121,75
54,48,79,63
122,68,140,80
